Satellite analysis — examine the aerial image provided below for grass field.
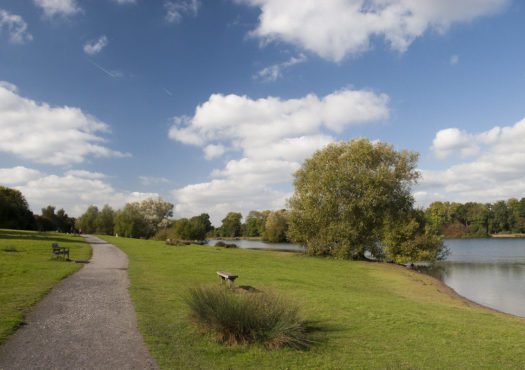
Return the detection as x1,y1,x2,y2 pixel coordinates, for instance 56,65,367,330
0,229,91,344
101,235,525,369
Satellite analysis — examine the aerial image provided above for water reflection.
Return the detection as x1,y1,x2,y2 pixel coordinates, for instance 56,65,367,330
432,238,525,317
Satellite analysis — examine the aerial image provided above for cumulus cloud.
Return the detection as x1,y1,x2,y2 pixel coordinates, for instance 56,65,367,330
0,81,129,165
0,166,42,185
418,117,525,204
0,167,158,216
169,88,389,223
431,126,501,159
164,0,200,23
237,0,508,61
255,54,307,82
0,9,32,44
34,0,82,17
83,35,108,55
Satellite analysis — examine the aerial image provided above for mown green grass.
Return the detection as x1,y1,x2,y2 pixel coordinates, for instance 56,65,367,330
0,229,91,343
102,235,525,369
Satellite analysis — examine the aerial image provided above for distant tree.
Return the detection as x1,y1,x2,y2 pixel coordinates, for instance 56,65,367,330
244,210,270,237
75,205,99,234
288,139,445,262
95,205,115,235
137,197,174,236
0,186,35,230
114,203,149,238
491,201,510,233
262,210,289,242
219,212,242,237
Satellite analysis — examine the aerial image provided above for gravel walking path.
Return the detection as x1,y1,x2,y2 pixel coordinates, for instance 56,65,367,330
0,235,157,370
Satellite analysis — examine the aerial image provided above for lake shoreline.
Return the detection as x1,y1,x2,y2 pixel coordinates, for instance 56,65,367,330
403,263,525,320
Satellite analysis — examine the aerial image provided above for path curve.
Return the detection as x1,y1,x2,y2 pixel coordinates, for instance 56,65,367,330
0,235,157,370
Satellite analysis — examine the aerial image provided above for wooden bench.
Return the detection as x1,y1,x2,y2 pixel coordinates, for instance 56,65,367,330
51,243,70,260
217,271,238,288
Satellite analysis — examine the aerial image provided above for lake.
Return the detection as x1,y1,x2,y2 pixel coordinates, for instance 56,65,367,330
432,238,525,317
209,237,525,317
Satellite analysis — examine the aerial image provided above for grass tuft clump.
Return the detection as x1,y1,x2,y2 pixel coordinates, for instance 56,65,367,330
185,285,311,349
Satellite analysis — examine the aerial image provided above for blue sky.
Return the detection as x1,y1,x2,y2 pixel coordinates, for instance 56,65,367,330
1,0,524,224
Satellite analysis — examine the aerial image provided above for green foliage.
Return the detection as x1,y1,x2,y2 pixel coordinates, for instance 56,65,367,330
37,205,75,232
95,205,115,235
219,212,242,237
382,212,448,263
185,286,310,349
75,205,99,234
425,198,525,237
0,186,35,230
288,139,420,260
262,210,289,242
244,210,270,237
169,213,212,241
137,197,174,235
114,203,150,238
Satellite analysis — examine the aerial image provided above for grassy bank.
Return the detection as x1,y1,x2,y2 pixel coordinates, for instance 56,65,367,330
102,235,525,369
0,229,91,343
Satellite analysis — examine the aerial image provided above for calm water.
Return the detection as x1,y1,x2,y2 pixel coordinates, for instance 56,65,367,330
433,238,525,317
207,239,305,252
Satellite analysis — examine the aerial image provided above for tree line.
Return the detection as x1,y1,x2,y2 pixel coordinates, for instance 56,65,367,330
0,186,75,232
425,199,525,237
6,139,505,263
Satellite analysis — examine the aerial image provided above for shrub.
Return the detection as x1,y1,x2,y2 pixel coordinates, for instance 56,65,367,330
214,241,237,248
185,286,311,349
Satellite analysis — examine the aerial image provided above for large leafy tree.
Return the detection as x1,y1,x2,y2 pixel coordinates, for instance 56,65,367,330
288,139,444,261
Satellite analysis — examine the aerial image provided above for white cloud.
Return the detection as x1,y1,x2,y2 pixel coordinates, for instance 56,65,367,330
237,0,508,62
0,166,42,185
165,0,200,23
34,0,82,17
204,144,225,160
0,9,32,44
450,54,459,65
255,53,307,82
0,167,158,216
113,0,137,4
419,117,525,204
83,35,108,55
0,81,129,165
169,88,389,223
